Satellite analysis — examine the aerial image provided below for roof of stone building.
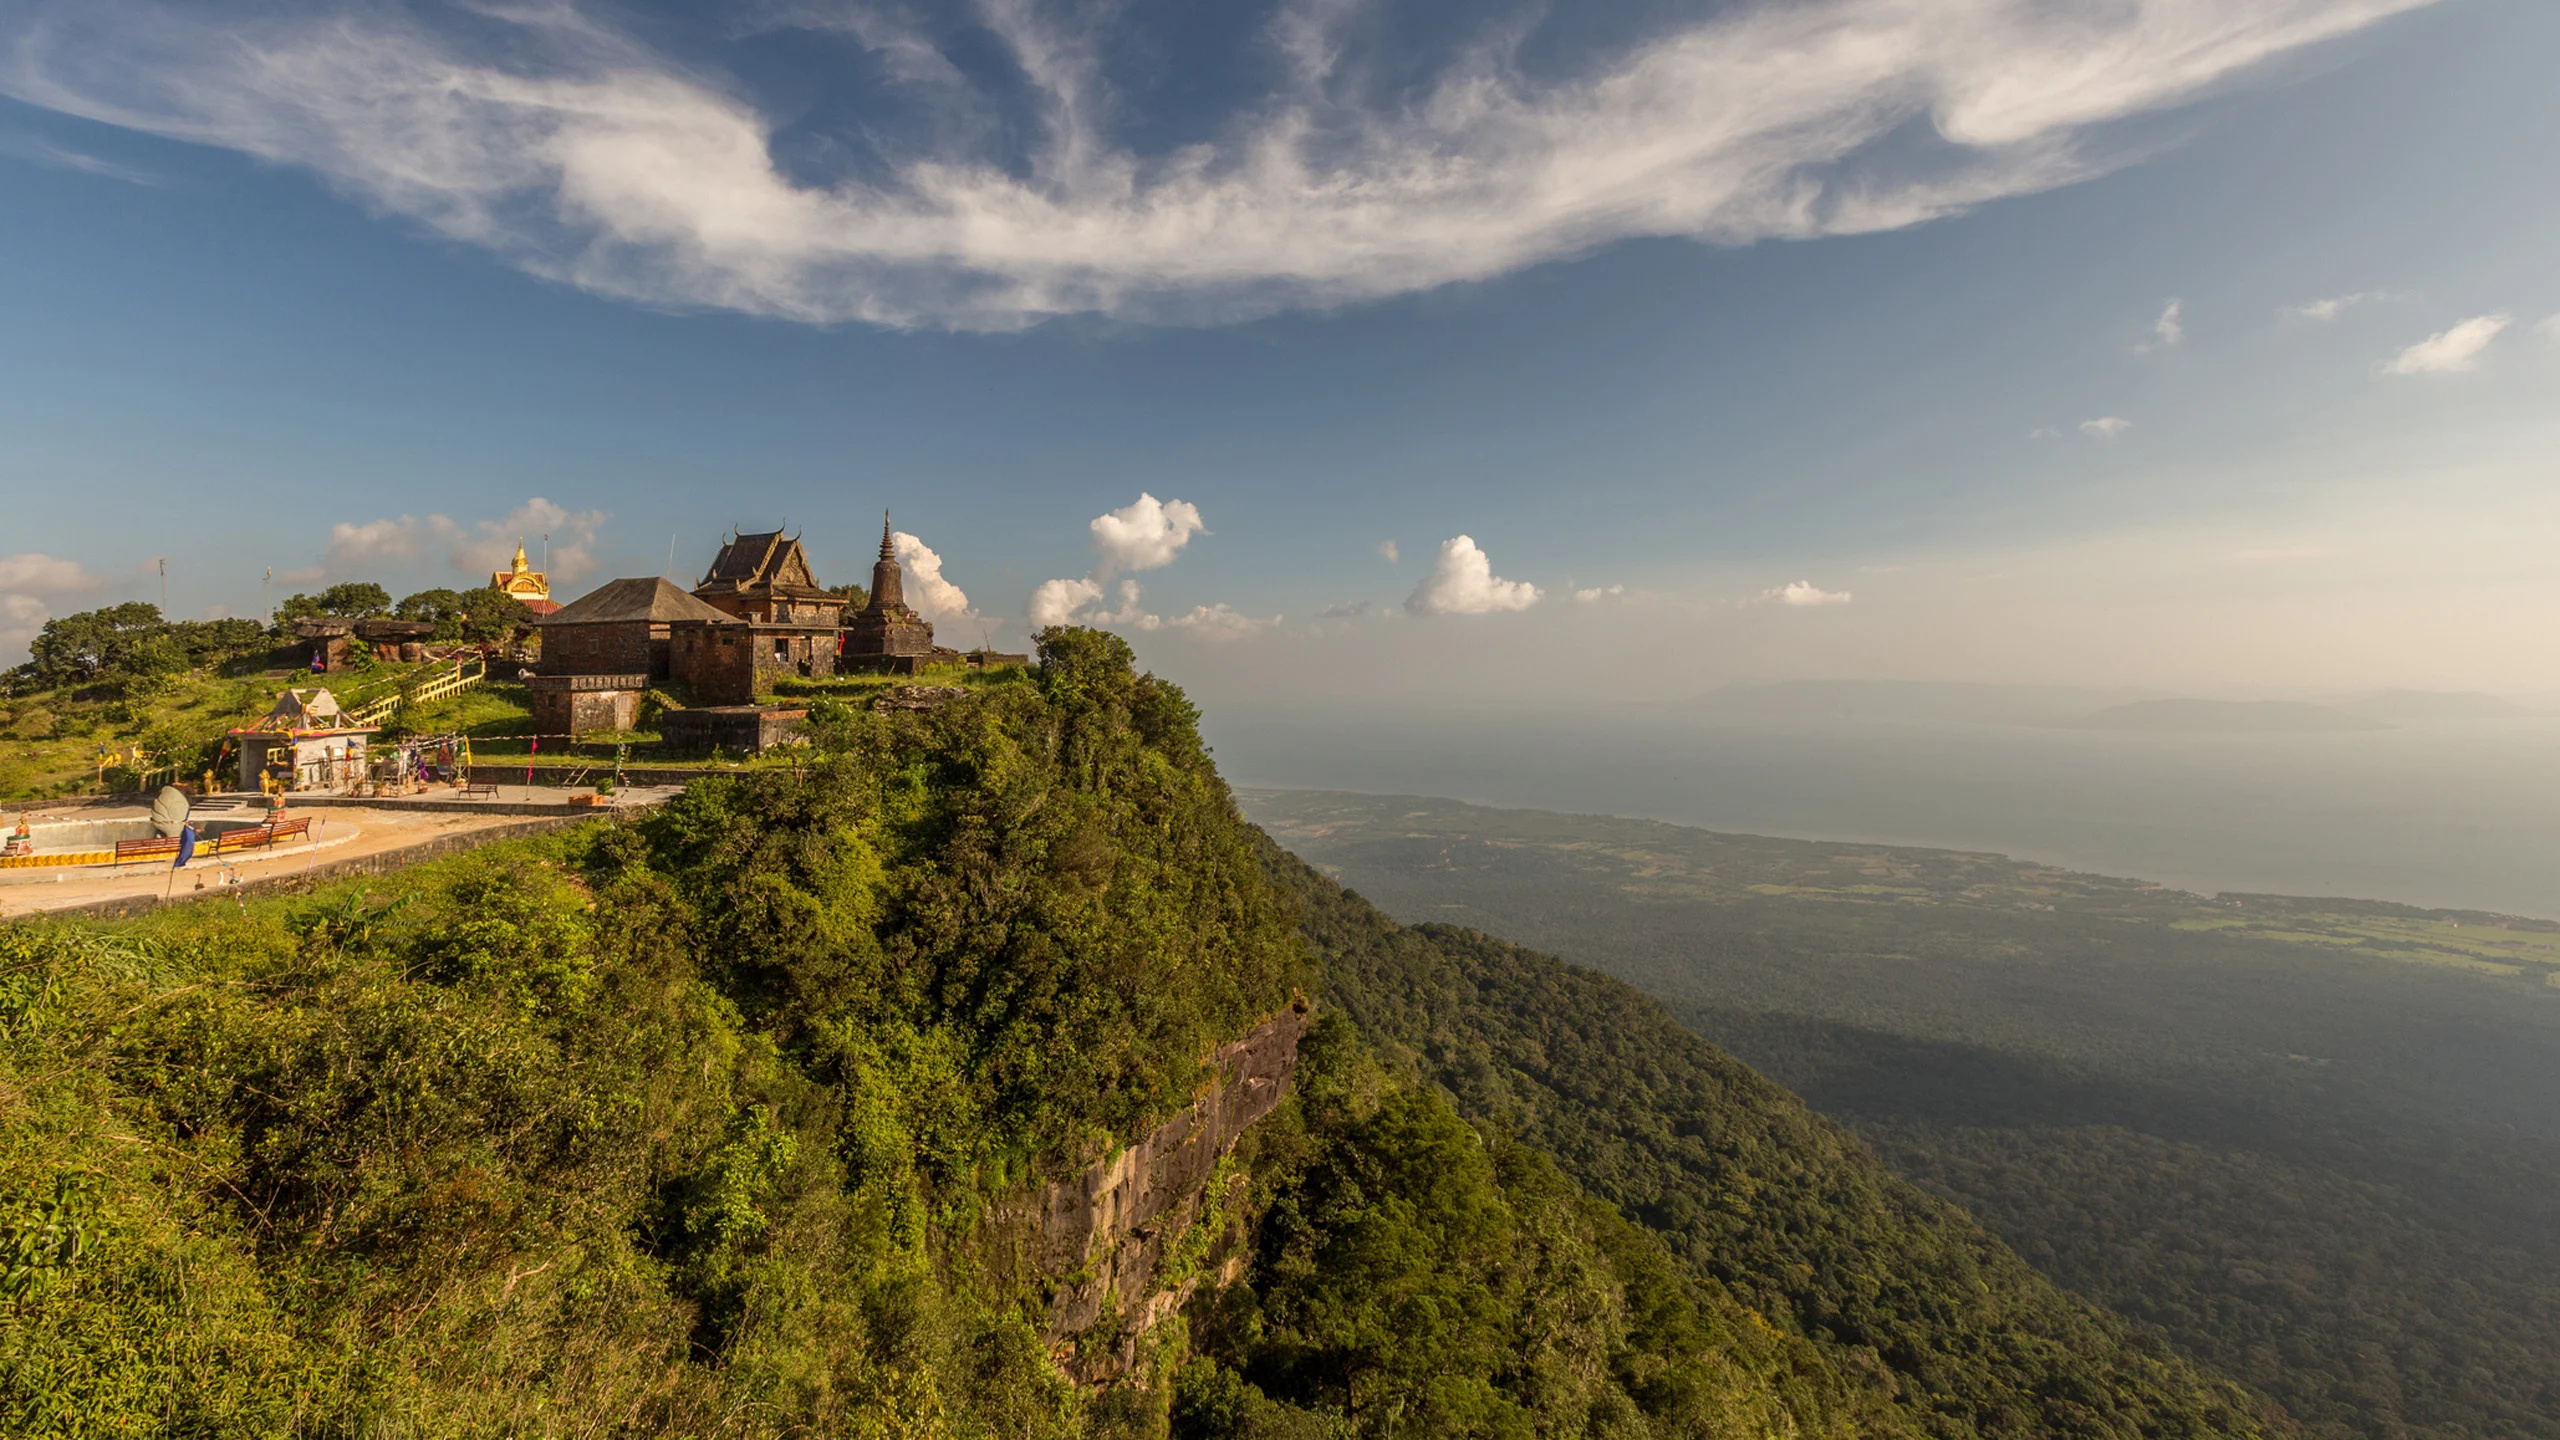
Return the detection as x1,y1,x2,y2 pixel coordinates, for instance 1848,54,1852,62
696,530,835,600
540,577,738,627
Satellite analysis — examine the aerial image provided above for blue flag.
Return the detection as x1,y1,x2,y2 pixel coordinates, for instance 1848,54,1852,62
174,823,196,869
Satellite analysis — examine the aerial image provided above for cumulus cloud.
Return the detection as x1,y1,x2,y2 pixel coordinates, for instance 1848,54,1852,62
1090,494,1206,576
1408,536,1540,616
1376,540,1399,564
0,553,98,595
319,498,610,586
892,531,976,626
0,552,103,664
2079,416,2135,439
1762,580,1853,607
2290,292,2381,321
1029,575,1272,639
0,0,2441,329
1575,584,1626,603
1032,494,1249,634
1029,576,1105,629
2383,315,2511,375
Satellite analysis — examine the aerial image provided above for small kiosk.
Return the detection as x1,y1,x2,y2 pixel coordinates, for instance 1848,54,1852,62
228,689,379,794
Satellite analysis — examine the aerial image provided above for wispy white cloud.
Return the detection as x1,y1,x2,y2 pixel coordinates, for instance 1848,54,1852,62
0,0,2442,330
2383,314,2511,375
1574,584,1626,603
2289,291,2382,321
1375,540,1399,564
1762,580,1853,607
319,498,610,587
2140,297,2184,350
0,131,157,184
2079,415,2134,439
1408,536,1539,616
1155,603,1278,641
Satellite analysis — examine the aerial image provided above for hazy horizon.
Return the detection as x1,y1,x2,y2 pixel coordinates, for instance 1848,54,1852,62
1214,690,2560,918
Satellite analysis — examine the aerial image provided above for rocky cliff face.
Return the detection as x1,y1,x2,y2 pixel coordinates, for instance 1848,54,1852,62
1008,1000,1309,1380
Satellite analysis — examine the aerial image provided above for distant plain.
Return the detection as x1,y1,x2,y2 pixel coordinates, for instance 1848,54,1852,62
1206,681,2560,916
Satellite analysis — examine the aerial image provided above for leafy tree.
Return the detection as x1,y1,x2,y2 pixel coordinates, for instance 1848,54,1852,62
453,583,529,642
168,617,272,668
25,602,168,687
275,582,392,622
394,587,467,628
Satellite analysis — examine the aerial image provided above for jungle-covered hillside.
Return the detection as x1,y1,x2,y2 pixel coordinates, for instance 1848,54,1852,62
1246,789,2560,1440
3,634,2276,1437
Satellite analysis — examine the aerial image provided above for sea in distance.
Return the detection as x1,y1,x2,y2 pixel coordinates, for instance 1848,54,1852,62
1204,681,2560,918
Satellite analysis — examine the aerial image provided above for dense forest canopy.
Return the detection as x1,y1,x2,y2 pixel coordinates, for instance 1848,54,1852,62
1249,788,2560,1440
1,634,2290,1436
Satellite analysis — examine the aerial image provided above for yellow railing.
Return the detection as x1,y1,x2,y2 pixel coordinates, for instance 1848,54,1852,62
349,656,487,728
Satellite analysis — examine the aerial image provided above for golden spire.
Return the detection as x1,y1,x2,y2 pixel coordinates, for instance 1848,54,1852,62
512,539,531,574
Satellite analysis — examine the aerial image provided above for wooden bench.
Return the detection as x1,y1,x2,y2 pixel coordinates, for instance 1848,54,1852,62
459,781,501,800
114,836,182,865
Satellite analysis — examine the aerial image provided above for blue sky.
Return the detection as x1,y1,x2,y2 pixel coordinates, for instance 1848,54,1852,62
1,0,2554,703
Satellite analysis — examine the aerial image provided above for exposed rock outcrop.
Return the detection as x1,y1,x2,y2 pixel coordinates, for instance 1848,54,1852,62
1005,1000,1309,1381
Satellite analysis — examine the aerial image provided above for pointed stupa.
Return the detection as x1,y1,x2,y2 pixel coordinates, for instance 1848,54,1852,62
870,510,905,610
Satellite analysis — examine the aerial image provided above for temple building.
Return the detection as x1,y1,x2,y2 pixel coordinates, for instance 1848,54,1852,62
531,577,741,734
691,530,848,692
492,541,557,615
840,514,939,671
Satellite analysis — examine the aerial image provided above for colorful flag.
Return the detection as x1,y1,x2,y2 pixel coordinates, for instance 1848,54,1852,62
174,824,196,869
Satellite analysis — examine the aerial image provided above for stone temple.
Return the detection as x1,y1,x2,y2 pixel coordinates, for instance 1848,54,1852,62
840,513,938,671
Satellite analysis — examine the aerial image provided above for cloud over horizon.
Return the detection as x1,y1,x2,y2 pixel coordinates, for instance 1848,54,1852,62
1764,580,1854,606
2383,315,2510,375
0,0,2443,330
892,531,980,631
1409,536,1540,616
321,499,610,588
0,552,104,665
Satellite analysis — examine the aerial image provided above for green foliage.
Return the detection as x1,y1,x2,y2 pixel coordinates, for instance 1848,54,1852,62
1255,790,2560,1440
0,1176,89,1301
1267,840,2278,1440
277,581,393,621
0,644,2302,1437
16,604,271,696
25,602,171,688
0,630,1310,1435
393,583,527,643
